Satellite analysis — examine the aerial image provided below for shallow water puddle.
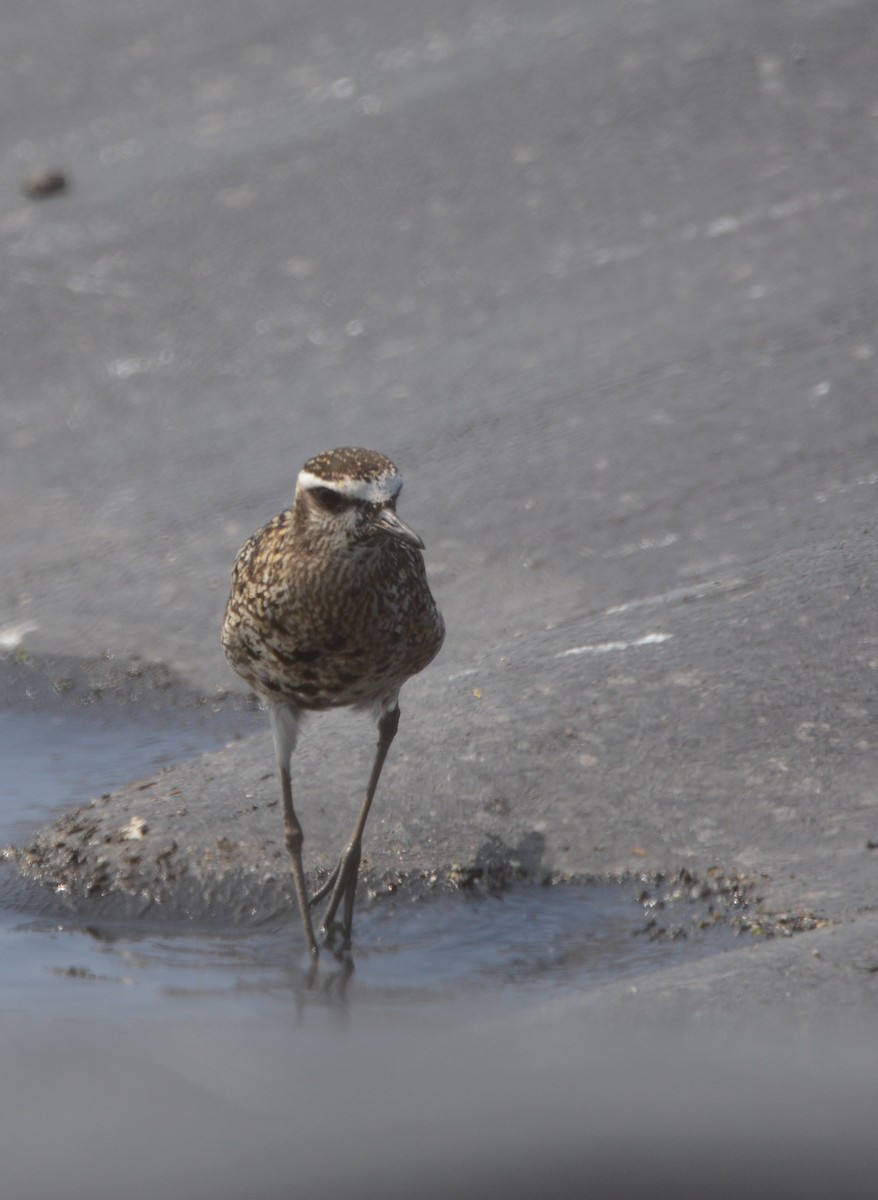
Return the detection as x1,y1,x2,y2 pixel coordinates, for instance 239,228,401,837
352,884,740,1005
0,702,255,841
0,880,741,1024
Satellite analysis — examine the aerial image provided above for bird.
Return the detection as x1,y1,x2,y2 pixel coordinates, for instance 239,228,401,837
222,447,444,956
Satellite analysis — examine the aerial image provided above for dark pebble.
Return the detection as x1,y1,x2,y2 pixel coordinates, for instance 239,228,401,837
22,168,68,198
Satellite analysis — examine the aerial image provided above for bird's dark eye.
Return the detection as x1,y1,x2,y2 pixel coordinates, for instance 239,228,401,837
310,486,348,513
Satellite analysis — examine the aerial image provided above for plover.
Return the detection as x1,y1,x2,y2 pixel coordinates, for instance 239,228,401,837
222,447,444,955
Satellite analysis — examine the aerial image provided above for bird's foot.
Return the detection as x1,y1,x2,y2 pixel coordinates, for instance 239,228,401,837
309,845,361,949
309,863,339,910
320,919,350,955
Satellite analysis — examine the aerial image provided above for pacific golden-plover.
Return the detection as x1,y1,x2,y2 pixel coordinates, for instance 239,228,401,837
222,447,445,956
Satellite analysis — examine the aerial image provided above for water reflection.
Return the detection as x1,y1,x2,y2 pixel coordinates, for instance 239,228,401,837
0,879,742,1026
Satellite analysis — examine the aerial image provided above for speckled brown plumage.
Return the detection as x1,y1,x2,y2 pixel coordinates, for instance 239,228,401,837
221,447,444,956
222,507,443,712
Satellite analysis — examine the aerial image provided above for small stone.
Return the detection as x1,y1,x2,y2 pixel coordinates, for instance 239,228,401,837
22,168,69,198
120,817,148,841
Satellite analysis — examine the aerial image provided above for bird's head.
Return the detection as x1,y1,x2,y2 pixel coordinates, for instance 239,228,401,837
294,447,425,553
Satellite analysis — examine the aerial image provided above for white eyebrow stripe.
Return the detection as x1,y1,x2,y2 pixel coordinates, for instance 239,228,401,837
297,469,402,503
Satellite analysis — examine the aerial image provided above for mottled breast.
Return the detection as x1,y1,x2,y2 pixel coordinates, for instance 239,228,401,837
222,510,444,710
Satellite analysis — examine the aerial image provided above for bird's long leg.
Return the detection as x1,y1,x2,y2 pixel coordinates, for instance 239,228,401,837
315,704,400,947
269,703,319,958
309,704,400,913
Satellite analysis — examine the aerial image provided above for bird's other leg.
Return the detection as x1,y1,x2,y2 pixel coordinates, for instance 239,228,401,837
268,702,319,958
314,703,400,948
